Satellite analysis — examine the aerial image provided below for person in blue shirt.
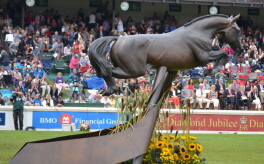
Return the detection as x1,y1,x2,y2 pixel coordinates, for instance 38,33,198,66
32,94,42,106
169,22,177,31
34,65,45,79
15,61,25,74
24,65,34,78
69,68,83,100
51,31,61,44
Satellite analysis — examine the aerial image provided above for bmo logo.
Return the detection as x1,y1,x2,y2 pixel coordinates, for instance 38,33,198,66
60,114,72,124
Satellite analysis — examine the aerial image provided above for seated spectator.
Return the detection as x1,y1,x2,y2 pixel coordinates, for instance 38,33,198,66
237,85,251,110
181,84,195,108
13,68,22,86
101,96,110,108
202,79,210,90
188,79,194,90
169,82,180,109
257,79,264,103
32,57,41,68
24,65,34,79
28,81,40,98
43,94,54,107
34,65,45,79
251,86,262,111
83,68,92,80
127,79,139,95
231,79,240,93
224,85,236,109
225,60,235,72
5,99,13,106
54,72,68,96
50,83,59,100
0,66,7,88
24,75,33,90
245,80,253,94
196,84,210,109
17,81,26,94
69,68,83,100
80,53,89,67
55,96,65,107
32,94,42,106
33,74,41,88
40,73,50,97
174,77,182,96
0,97,5,106
208,85,219,110
15,61,25,74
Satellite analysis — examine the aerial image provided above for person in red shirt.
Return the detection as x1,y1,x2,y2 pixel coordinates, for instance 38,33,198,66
26,13,35,25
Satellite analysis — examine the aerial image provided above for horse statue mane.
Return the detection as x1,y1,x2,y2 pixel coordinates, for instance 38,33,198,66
184,14,229,27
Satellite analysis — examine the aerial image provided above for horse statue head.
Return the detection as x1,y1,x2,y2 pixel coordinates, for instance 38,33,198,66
219,15,243,54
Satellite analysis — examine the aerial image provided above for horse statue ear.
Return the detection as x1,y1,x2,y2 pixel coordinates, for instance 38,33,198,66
231,14,240,23
229,15,233,19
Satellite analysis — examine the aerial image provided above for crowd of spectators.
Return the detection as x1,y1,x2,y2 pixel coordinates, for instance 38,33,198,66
0,4,264,110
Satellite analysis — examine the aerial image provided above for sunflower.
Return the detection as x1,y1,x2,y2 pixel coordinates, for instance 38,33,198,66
184,153,191,160
162,148,171,154
173,153,179,160
169,135,175,140
156,141,165,148
167,142,174,149
174,136,179,141
180,146,187,154
189,136,197,140
180,136,186,140
197,144,203,152
161,136,168,141
189,144,196,151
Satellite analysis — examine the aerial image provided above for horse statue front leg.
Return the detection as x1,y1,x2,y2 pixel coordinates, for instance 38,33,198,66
208,50,229,75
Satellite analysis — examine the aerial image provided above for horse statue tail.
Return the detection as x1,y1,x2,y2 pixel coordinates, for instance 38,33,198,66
88,36,119,78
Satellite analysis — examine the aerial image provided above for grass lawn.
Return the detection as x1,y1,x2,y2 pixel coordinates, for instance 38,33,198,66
0,131,264,164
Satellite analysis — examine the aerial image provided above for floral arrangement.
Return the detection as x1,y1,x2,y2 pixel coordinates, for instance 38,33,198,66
142,133,205,164
78,121,91,132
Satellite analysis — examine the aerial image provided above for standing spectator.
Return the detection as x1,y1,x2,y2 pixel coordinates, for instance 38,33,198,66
37,38,44,60
69,54,80,72
224,85,236,109
0,50,11,66
26,13,34,25
12,91,25,130
196,84,210,109
251,86,261,111
216,78,226,109
257,79,264,103
117,17,124,34
89,12,96,29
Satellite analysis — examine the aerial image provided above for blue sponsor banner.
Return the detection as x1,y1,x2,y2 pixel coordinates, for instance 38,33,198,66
32,111,119,129
0,113,5,126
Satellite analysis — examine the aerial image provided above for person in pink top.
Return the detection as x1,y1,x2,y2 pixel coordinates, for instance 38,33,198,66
69,54,80,73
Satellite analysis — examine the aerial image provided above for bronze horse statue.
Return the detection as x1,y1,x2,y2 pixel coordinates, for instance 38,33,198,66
10,14,242,164
89,14,242,96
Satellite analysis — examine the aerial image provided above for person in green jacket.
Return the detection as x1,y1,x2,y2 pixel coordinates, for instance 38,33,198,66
12,91,25,130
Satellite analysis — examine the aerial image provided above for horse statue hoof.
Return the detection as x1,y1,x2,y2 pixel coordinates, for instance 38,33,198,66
101,87,118,96
98,88,106,94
